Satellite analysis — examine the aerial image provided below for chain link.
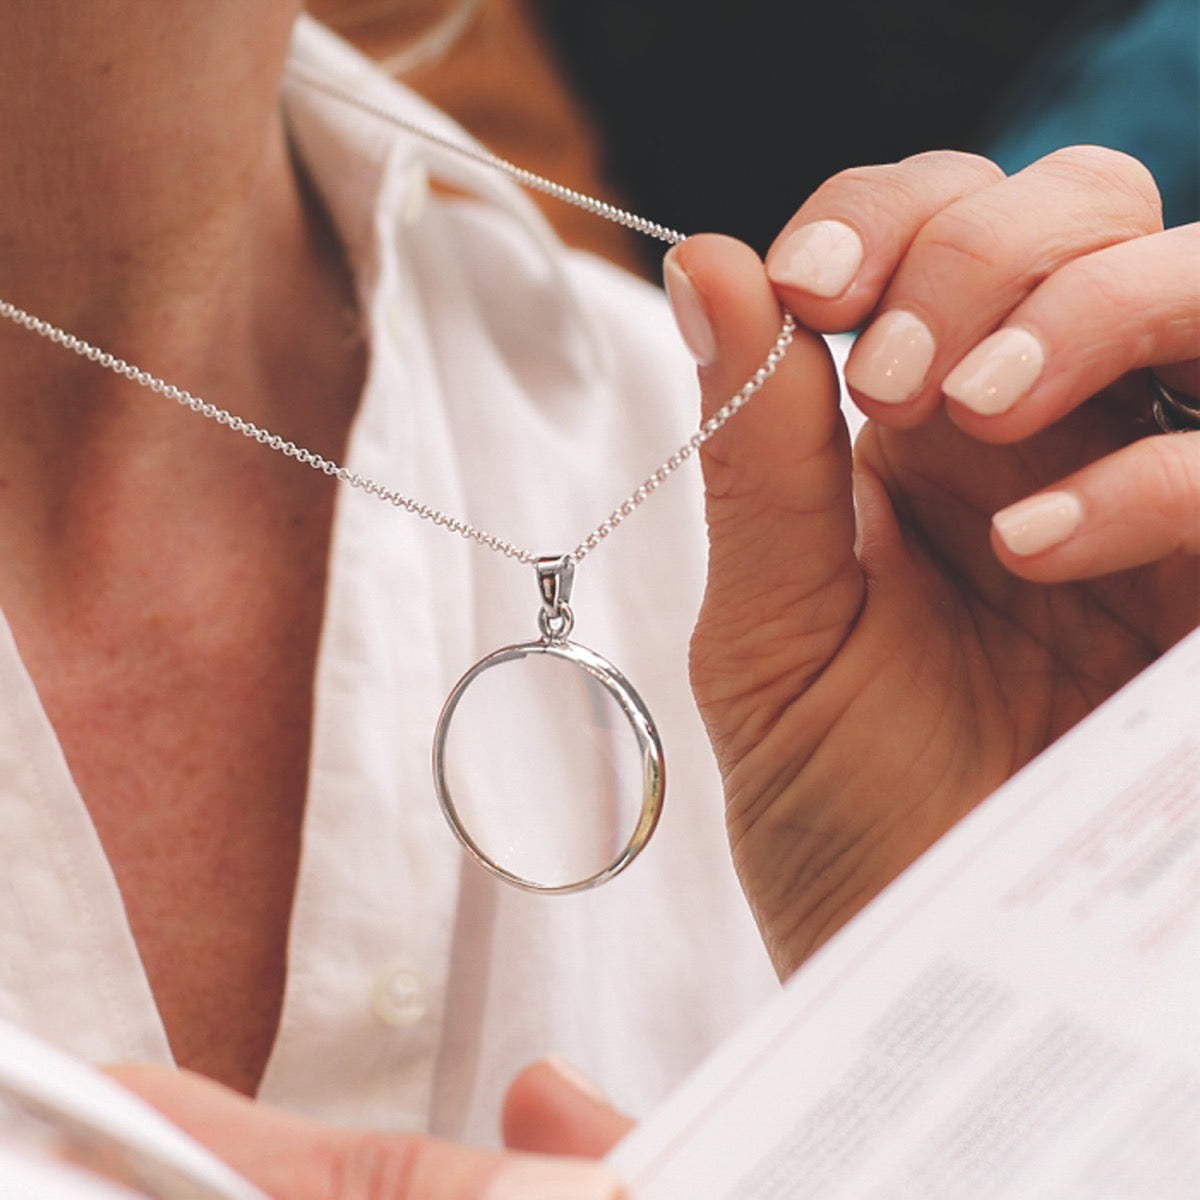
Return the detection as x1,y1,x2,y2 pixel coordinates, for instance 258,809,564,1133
289,67,688,248
0,68,796,567
570,312,795,562
0,299,538,563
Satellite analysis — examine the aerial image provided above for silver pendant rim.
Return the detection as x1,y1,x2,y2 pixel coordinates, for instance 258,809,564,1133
432,638,666,894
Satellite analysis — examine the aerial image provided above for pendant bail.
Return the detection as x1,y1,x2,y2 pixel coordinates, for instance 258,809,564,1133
536,555,575,642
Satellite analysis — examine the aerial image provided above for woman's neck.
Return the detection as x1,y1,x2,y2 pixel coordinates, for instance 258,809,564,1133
0,3,303,328
0,2,364,583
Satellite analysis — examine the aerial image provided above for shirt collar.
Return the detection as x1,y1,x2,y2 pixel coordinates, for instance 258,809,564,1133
282,15,610,379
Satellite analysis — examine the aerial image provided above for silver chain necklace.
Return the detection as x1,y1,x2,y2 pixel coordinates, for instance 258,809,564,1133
0,64,796,894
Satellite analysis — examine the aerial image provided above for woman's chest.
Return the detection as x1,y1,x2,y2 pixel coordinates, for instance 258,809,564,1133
5,587,323,1094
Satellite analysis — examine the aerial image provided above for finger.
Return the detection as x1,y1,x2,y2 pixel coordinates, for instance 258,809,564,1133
839,146,1163,425
989,431,1200,589
502,1059,633,1158
663,236,858,764
765,150,1003,327
105,1065,624,1200
941,223,1200,441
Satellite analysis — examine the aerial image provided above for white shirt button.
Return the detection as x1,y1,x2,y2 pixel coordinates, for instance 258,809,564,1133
370,965,429,1028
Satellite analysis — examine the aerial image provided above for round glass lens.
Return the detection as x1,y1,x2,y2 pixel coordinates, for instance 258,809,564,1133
434,642,663,891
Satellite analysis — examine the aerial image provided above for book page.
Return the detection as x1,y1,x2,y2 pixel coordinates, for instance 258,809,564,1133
0,1020,266,1199
609,628,1200,1199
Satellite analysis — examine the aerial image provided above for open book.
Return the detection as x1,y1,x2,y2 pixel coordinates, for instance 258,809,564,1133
0,1019,264,1198
608,626,1200,1198
2,629,1196,1197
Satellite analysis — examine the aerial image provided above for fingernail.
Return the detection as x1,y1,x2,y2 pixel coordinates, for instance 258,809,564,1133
944,328,1046,416
845,310,935,405
663,251,718,366
544,1056,609,1105
768,219,864,298
485,1158,625,1200
993,490,1084,556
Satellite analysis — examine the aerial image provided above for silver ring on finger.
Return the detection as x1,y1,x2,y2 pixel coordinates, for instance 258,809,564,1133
1150,374,1200,433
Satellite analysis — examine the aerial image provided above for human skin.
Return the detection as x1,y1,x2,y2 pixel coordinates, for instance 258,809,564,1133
0,4,636,1194
0,0,366,1097
108,1060,632,1199
671,149,1199,976
2,3,1195,1195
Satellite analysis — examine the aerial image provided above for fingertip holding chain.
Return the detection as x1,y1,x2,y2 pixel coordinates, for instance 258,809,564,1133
2,67,797,898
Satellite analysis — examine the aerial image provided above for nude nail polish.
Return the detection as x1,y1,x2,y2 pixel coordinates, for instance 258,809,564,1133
663,253,718,366
944,328,1045,416
993,491,1084,556
844,310,936,405
484,1159,625,1200
768,219,864,298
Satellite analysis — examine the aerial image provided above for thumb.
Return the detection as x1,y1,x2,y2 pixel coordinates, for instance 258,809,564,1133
502,1058,633,1159
664,236,863,766
105,1065,624,1200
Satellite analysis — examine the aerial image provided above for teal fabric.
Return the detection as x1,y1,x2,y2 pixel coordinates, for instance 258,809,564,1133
982,0,1199,226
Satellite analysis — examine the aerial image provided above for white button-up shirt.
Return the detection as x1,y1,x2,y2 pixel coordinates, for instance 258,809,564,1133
0,17,776,1148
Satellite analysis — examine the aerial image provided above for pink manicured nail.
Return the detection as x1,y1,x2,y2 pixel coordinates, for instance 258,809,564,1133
485,1159,625,1200
768,219,864,298
944,328,1046,415
993,491,1084,556
845,310,936,405
663,252,718,366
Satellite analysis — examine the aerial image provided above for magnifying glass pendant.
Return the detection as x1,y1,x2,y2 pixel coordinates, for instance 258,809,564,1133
432,556,665,893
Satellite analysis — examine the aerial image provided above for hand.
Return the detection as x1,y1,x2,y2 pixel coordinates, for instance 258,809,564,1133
666,146,1200,975
107,1059,631,1199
